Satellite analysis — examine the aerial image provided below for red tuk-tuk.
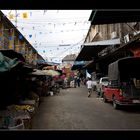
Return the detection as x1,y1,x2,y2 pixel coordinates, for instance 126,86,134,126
103,57,140,109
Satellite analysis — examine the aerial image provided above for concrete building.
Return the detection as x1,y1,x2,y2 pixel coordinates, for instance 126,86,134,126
0,10,45,67
75,10,140,76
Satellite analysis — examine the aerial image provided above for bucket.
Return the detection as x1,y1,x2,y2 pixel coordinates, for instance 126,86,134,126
50,92,53,96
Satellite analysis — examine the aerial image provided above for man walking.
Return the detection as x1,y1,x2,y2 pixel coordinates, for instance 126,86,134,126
86,78,93,97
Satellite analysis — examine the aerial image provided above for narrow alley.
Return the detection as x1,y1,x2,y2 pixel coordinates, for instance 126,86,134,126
32,85,140,130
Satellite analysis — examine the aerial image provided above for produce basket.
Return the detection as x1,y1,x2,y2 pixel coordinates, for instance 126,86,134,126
8,118,24,130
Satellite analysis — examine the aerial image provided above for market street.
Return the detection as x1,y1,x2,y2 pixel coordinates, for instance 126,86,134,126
32,85,140,130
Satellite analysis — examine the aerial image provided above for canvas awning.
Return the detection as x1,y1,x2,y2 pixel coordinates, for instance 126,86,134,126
71,61,85,70
75,38,120,61
0,49,25,62
108,57,140,81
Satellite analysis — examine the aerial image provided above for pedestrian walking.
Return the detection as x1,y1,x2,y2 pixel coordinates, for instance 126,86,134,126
86,78,93,97
74,76,77,88
77,77,81,87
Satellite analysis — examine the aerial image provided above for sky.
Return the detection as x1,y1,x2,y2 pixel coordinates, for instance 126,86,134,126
2,10,92,63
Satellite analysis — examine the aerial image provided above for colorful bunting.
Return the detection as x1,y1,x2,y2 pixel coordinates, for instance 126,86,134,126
16,13,20,17
9,14,14,19
29,35,32,38
30,12,32,17
22,12,28,19
43,10,47,15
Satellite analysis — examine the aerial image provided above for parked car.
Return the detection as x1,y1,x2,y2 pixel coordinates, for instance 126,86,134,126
96,77,109,97
102,57,140,109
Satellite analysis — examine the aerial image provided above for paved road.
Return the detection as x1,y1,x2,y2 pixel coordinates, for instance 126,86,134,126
32,85,140,130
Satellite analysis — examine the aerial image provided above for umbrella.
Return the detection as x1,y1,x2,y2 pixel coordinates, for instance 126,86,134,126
42,70,60,76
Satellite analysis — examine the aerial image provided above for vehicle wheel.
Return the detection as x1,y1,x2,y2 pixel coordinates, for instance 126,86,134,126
103,94,108,103
113,97,120,109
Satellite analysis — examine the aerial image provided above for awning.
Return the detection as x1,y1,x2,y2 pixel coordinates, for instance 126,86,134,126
0,49,25,62
83,35,140,74
71,61,85,70
89,10,140,25
108,57,140,81
75,38,120,61
71,65,84,70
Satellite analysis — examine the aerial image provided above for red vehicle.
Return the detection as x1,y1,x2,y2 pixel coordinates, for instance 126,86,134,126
103,57,140,109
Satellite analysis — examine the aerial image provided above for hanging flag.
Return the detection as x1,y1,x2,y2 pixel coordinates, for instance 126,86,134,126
9,14,14,19
22,12,28,19
43,10,47,15
15,13,20,17
30,12,32,16
29,35,32,38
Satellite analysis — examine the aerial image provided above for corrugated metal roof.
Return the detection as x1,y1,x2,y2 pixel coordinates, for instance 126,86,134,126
76,38,120,61
83,38,120,46
62,54,77,61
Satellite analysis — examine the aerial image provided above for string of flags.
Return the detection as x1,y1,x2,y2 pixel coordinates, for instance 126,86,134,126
7,12,29,19
14,20,90,26
2,10,89,62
